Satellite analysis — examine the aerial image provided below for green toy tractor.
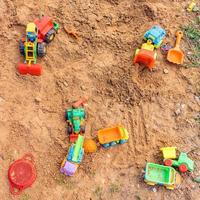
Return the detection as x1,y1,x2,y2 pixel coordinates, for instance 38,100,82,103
65,108,86,142
164,152,194,173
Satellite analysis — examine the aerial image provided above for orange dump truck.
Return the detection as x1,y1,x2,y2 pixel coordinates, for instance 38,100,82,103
97,126,129,148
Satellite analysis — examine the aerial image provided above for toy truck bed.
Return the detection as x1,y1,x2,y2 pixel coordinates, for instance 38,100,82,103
145,163,174,185
97,126,128,147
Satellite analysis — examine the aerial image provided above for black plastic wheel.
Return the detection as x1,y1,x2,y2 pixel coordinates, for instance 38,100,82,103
37,42,46,57
67,126,72,135
19,40,25,55
44,29,56,43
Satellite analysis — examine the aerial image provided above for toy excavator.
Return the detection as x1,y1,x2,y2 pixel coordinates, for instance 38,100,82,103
18,16,59,76
133,40,157,70
133,25,166,70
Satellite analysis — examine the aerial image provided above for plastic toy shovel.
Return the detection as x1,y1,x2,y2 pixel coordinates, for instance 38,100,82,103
167,31,184,64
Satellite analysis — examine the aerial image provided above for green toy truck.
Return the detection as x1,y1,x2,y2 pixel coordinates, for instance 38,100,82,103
164,152,194,173
65,108,86,142
144,163,182,190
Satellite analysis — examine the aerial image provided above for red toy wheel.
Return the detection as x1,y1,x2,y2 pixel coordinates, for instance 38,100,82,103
164,159,173,166
179,164,188,173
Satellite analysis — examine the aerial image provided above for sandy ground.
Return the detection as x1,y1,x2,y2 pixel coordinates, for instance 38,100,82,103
0,0,200,200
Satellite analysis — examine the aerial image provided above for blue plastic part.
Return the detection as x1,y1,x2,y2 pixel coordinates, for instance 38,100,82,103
144,25,166,48
119,140,128,144
67,145,74,161
77,148,84,163
102,143,110,148
110,141,117,146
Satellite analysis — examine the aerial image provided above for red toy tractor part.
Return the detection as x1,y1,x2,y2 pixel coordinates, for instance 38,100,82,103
164,159,173,166
8,154,37,195
34,16,57,43
18,63,42,76
133,49,156,70
69,134,79,143
179,164,188,173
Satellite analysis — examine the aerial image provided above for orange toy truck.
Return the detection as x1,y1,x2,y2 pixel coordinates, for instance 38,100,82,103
97,126,129,148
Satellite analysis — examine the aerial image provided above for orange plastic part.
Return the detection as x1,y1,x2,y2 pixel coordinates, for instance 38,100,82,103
98,126,122,144
83,139,97,153
167,31,184,65
72,96,89,108
133,49,156,69
18,63,42,76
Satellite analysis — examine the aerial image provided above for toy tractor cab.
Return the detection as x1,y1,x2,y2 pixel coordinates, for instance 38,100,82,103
34,16,59,43
144,25,166,48
65,108,86,142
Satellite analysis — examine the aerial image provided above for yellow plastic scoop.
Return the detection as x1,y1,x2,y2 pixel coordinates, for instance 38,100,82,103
167,31,184,64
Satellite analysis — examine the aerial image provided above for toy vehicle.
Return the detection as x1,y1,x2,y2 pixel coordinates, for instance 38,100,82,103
164,152,194,173
161,147,194,172
18,22,46,76
60,135,84,176
144,25,166,48
144,163,182,190
65,108,86,142
97,126,129,148
133,40,157,70
34,16,59,43
67,135,84,163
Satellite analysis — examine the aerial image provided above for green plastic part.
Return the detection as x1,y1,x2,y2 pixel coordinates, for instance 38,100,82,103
66,108,85,133
145,163,176,185
172,152,194,172
194,176,200,183
72,135,84,162
53,22,59,31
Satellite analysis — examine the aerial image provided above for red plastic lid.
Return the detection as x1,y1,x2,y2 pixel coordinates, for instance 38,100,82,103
8,154,37,195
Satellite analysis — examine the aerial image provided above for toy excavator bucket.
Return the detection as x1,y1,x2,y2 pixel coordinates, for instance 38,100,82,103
18,63,42,76
133,49,156,70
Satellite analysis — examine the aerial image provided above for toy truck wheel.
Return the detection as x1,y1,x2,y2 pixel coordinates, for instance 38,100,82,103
147,182,156,186
19,40,25,55
80,126,85,133
67,126,72,135
179,164,188,173
164,159,173,166
37,42,47,57
45,29,56,43
166,185,175,190
119,140,127,144
102,143,110,148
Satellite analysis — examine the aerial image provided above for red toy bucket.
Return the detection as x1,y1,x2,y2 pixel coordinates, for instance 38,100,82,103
8,154,37,195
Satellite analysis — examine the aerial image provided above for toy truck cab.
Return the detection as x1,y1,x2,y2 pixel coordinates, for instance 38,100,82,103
97,126,129,148
34,16,59,43
144,25,166,48
66,108,86,137
144,163,181,190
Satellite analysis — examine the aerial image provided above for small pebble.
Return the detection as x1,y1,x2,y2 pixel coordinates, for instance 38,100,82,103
163,69,169,74
81,85,86,91
35,97,41,103
63,82,68,87
152,187,157,192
